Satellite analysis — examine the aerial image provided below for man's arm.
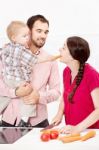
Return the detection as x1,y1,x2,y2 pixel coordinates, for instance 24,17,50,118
39,61,61,104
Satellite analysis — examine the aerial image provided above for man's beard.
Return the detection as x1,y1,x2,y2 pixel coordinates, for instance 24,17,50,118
32,38,46,48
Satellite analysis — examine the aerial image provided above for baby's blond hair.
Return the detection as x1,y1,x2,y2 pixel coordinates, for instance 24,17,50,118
7,21,27,41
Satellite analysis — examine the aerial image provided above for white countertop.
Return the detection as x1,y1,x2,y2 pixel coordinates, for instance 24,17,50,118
0,128,99,150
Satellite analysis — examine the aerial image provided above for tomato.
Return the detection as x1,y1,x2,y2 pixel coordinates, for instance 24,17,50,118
50,130,59,139
40,133,50,142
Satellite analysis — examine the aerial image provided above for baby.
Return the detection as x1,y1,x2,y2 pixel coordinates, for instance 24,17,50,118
0,21,59,127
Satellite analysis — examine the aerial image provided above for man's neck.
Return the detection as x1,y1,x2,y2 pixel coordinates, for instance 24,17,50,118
30,44,40,55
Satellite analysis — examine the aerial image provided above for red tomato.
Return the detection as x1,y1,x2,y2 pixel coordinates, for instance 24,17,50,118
50,130,59,139
40,133,50,142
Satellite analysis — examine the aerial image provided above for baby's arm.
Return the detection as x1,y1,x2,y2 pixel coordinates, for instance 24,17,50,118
37,54,61,63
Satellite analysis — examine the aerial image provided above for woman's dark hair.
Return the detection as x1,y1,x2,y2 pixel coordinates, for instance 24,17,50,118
67,36,90,103
27,14,49,30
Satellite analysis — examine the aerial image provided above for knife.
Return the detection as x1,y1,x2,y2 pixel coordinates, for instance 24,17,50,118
40,123,55,132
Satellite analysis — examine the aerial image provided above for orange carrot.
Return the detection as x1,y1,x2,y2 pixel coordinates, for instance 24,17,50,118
81,130,96,141
59,133,80,141
60,135,81,143
40,130,50,134
41,128,59,134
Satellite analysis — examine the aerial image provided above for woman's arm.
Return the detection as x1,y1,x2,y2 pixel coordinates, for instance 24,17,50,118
51,96,64,125
60,88,99,134
76,87,99,132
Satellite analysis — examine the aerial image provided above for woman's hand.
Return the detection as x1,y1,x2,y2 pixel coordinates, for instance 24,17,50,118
15,82,33,97
22,90,40,104
59,125,80,134
51,98,64,126
51,113,63,126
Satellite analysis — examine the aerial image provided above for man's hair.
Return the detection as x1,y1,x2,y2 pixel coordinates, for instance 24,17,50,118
7,21,27,41
27,14,49,30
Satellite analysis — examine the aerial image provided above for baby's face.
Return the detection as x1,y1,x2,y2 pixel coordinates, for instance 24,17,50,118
14,26,31,48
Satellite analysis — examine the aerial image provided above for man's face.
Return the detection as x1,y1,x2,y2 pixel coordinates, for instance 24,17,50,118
31,20,49,48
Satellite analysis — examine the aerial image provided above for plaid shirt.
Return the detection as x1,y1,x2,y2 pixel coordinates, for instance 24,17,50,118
0,43,38,81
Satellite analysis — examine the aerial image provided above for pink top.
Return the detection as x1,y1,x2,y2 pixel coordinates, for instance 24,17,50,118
63,64,99,128
0,49,60,125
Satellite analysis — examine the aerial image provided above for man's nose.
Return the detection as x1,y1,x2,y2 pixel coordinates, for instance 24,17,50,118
41,32,47,38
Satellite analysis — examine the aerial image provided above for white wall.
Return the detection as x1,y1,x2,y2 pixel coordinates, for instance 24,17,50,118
0,0,99,69
0,0,99,123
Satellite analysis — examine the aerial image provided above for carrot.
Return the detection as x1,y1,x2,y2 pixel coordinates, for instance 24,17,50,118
71,133,81,137
41,128,59,132
41,130,50,134
59,133,80,140
41,128,59,134
60,135,81,143
81,130,96,141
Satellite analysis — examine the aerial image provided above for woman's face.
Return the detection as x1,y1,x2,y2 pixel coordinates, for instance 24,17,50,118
59,41,74,64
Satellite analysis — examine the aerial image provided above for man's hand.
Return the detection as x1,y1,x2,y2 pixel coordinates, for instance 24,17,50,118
22,90,40,104
15,82,33,97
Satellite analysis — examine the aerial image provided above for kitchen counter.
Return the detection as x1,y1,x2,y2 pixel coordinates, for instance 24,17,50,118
0,127,99,150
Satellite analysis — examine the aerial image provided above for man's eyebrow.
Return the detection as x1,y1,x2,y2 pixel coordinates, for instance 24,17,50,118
46,30,49,33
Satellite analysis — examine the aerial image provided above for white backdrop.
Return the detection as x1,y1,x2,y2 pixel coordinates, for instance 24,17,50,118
0,0,99,123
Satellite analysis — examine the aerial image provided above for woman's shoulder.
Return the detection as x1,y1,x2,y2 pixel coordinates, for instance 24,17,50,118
63,67,70,81
85,63,99,77
63,66,70,75
84,63,99,92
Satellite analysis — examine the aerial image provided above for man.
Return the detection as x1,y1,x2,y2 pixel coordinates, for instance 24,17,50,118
0,15,60,127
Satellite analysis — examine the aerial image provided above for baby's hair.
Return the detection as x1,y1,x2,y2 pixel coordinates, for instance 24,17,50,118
7,21,27,41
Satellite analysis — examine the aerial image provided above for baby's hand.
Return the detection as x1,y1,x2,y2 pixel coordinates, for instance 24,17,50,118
48,55,61,61
15,82,33,97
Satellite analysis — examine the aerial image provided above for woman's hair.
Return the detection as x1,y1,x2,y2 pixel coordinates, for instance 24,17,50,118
67,36,90,103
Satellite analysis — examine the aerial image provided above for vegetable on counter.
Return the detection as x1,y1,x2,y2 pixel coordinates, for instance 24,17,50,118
81,130,96,141
40,129,59,142
40,129,96,143
60,135,81,143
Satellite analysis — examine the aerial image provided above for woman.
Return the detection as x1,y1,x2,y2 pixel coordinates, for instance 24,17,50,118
52,36,99,134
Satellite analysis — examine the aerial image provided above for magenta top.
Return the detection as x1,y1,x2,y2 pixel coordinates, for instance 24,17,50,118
63,63,99,128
